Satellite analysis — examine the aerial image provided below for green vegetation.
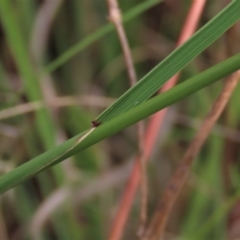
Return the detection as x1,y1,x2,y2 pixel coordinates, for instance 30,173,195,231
0,0,240,239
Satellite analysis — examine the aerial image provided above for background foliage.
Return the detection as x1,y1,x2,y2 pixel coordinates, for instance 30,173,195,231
0,0,240,239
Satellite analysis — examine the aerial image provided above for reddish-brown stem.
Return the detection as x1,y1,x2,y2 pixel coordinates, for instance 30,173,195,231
108,1,206,240
143,71,240,240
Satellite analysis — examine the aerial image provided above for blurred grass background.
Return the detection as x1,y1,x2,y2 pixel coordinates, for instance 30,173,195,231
0,0,240,239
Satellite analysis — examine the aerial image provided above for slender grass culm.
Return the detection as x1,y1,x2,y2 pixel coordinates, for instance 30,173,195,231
0,52,240,194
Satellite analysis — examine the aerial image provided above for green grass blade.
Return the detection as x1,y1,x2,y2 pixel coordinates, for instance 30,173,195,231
0,0,55,149
96,0,240,123
195,192,240,240
0,52,240,194
44,0,163,73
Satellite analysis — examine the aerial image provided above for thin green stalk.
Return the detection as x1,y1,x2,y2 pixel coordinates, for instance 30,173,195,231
44,0,163,73
0,0,55,149
195,191,240,240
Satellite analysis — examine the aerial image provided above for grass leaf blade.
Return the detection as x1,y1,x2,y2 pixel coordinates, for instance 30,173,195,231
0,52,240,194
96,0,240,123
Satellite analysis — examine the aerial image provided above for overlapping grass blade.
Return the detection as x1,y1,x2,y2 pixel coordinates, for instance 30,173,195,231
95,0,240,124
44,0,163,73
0,52,240,194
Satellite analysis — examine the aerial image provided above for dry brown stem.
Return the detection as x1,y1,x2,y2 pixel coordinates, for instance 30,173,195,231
0,95,114,121
106,0,147,233
107,0,137,85
143,71,240,240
